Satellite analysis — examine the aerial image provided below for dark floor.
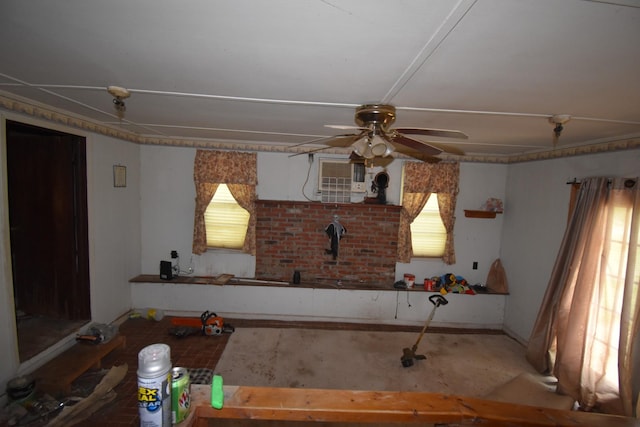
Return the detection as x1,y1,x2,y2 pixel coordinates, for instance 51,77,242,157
83,316,231,426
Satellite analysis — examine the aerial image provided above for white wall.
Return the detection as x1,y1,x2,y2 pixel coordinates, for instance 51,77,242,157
501,149,640,343
141,147,506,283
138,146,507,327
132,283,506,329
86,133,142,324
139,149,406,277
397,162,507,285
0,111,141,397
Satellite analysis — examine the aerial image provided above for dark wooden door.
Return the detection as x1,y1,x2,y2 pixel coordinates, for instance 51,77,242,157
6,120,90,320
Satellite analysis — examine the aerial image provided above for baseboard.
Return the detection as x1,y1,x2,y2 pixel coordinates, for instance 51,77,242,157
502,324,528,346
159,310,505,334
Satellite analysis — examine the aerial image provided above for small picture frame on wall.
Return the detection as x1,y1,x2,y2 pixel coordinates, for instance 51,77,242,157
113,165,127,188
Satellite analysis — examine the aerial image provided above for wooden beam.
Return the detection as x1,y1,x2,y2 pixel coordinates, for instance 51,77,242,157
180,385,640,427
32,334,126,396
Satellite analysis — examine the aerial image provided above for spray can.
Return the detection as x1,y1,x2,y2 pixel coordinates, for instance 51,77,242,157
137,343,172,427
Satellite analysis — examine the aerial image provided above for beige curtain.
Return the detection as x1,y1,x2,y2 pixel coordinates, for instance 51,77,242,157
526,177,640,416
192,150,257,255
397,162,459,264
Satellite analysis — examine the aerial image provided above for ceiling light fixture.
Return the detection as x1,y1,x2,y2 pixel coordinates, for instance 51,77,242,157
352,137,374,159
353,130,395,159
370,133,395,157
548,114,571,146
107,86,130,119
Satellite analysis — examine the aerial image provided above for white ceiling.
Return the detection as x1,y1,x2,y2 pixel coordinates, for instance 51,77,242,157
1,0,640,161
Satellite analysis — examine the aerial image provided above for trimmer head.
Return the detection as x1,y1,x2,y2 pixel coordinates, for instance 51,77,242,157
401,347,414,367
400,346,426,368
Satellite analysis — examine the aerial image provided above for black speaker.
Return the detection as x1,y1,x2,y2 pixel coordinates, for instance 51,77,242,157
160,260,173,280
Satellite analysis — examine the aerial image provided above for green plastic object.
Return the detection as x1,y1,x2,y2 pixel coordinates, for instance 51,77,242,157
211,375,224,409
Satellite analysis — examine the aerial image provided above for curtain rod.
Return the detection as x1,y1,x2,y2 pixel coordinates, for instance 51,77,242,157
566,178,637,186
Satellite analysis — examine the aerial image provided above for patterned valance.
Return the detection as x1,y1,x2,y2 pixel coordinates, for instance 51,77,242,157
194,150,257,185
402,162,459,194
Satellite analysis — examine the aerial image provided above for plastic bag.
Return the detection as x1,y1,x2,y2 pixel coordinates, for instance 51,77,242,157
486,258,509,293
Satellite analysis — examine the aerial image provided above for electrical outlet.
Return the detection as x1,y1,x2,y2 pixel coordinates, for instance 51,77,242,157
351,182,366,192
171,250,178,259
308,153,314,163
473,261,478,270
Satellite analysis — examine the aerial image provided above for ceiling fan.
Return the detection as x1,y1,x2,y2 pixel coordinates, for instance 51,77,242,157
293,104,468,162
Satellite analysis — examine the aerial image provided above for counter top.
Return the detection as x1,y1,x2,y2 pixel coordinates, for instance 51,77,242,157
129,274,507,294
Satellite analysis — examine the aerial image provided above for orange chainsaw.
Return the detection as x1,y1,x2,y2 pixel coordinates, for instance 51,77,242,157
170,310,234,337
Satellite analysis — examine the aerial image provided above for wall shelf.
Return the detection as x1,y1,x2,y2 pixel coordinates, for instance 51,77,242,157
464,210,502,219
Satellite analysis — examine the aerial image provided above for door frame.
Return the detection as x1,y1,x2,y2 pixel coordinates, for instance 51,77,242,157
5,118,91,320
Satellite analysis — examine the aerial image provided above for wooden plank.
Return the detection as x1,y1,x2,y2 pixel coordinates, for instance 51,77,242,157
129,274,237,285
180,384,640,427
47,364,127,426
464,209,497,218
211,274,234,285
32,334,126,396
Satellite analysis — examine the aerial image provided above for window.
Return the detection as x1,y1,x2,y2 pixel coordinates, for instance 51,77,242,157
397,162,458,264
192,150,256,256
204,184,250,249
526,177,639,414
410,194,447,257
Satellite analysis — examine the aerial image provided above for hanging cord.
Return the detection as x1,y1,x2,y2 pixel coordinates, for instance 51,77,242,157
394,290,399,319
394,290,412,318
301,154,315,201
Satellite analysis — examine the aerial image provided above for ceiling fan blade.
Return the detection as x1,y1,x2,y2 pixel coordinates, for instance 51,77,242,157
416,155,442,163
325,124,369,130
418,141,465,156
288,133,366,158
389,134,443,156
287,134,351,149
325,132,368,148
394,128,468,140
287,144,334,158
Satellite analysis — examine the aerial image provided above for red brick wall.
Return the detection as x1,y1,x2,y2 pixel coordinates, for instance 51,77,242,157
255,200,402,284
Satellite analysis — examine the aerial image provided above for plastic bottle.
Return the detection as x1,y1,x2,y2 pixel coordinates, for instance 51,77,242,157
131,308,164,321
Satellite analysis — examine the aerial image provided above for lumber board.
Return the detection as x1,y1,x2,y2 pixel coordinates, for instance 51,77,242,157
210,274,234,285
179,384,640,427
32,334,126,396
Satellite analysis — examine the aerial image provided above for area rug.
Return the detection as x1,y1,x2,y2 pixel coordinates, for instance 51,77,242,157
214,328,541,398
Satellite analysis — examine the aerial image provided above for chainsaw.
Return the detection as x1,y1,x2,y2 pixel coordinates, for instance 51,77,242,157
170,310,234,338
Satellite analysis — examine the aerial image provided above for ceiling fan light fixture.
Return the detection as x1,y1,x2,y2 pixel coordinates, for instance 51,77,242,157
370,143,387,157
352,138,367,156
361,146,375,159
370,135,390,157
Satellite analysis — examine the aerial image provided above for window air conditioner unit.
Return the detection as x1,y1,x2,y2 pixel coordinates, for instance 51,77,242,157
318,159,366,203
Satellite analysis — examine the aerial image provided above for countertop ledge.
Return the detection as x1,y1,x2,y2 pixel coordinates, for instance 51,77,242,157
129,274,508,294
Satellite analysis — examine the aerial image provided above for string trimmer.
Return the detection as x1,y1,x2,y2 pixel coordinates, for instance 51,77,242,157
401,294,448,367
